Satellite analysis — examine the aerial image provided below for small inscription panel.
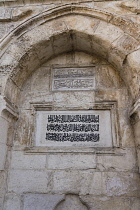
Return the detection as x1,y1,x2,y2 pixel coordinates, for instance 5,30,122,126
35,110,112,147
52,67,95,91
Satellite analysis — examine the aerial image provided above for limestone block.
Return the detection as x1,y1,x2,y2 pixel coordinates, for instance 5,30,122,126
106,172,140,197
23,194,65,210
55,194,88,210
132,120,140,146
127,49,140,74
34,41,53,63
0,117,8,144
0,7,12,21
8,169,51,193
52,33,73,55
0,52,17,68
13,50,40,88
12,7,32,21
0,143,7,170
0,171,6,198
64,15,99,36
113,35,138,55
47,153,96,170
52,170,106,195
120,1,139,13
81,196,133,210
93,21,123,49
75,32,93,53
137,150,140,173
52,170,89,194
97,65,124,89
4,193,21,210
108,34,138,69
53,91,95,108
84,171,106,196
30,66,50,92
7,43,27,63
0,197,4,210
10,151,46,170
131,198,140,210
76,172,139,197
97,148,137,172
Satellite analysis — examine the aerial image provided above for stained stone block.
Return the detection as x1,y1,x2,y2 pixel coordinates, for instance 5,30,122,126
23,194,65,210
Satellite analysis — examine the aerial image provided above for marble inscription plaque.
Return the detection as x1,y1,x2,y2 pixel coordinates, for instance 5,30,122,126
52,67,95,91
35,110,113,147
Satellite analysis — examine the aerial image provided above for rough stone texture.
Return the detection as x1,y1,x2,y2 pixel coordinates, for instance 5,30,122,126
4,193,21,210
47,153,96,170
55,194,88,210
23,194,65,210
8,169,51,193
10,151,46,170
0,1,140,209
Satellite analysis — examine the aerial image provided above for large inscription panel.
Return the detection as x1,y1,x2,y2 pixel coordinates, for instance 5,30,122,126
52,66,95,91
35,110,113,147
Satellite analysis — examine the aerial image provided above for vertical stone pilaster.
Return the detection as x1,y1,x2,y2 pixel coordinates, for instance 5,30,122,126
0,96,18,170
130,99,140,172
0,96,18,208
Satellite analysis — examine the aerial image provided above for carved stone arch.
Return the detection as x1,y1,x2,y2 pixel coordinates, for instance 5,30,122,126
0,4,139,104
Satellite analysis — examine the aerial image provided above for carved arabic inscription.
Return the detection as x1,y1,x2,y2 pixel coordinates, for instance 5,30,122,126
35,110,112,147
52,67,95,91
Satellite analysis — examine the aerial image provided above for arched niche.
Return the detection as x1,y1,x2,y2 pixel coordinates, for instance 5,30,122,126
0,4,139,166
0,5,139,104
14,51,133,148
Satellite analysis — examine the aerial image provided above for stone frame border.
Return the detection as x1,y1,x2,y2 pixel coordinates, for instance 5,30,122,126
50,64,97,92
26,100,120,153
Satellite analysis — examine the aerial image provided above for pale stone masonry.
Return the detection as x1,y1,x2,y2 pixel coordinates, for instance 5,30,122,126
0,0,140,209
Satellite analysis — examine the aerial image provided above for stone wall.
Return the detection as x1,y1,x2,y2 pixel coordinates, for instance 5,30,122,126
0,1,140,209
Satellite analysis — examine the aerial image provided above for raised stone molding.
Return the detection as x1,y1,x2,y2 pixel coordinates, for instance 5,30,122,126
0,96,18,120
28,101,120,149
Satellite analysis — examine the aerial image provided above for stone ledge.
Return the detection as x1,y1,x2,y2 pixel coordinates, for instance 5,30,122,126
14,146,126,156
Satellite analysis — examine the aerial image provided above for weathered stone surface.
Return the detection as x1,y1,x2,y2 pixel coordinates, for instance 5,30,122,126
0,117,8,144
8,169,51,193
47,153,96,170
80,196,139,210
10,151,46,170
23,194,65,210
0,143,7,170
0,2,140,210
97,148,137,172
52,170,140,196
55,194,88,210
4,193,21,210
12,7,33,21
